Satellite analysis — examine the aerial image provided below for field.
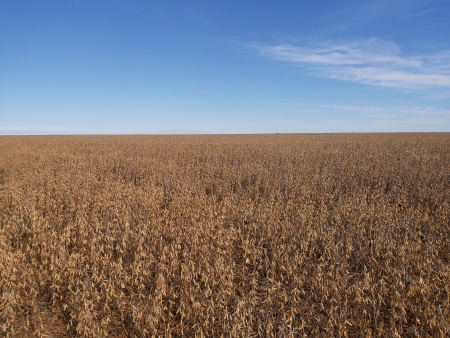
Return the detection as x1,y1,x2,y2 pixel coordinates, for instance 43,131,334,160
0,133,449,337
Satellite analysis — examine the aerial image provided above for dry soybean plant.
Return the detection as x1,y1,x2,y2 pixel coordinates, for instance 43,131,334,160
0,133,449,337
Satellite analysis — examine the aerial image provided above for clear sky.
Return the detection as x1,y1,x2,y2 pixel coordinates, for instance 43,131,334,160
1,0,450,134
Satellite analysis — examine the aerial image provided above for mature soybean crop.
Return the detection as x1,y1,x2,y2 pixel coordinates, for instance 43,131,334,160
0,134,449,337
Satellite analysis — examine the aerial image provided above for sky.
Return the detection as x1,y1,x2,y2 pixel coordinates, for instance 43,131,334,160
1,0,450,134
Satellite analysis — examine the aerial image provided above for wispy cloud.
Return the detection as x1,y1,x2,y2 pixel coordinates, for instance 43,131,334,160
259,102,450,131
261,102,450,117
0,124,72,135
251,38,450,90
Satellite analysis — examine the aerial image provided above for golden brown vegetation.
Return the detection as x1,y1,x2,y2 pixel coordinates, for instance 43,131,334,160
0,133,449,337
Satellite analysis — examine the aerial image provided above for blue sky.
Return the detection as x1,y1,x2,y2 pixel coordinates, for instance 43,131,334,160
1,0,450,134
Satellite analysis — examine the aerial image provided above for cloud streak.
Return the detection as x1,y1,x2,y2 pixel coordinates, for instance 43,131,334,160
261,102,450,117
259,102,450,131
0,124,72,135
251,38,450,90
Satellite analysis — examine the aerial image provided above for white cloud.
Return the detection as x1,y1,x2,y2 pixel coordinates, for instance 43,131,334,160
251,38,450,90
261,102,450,117
258,102,450,131
0,124,71,135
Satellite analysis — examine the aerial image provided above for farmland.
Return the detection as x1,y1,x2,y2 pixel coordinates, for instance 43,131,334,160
0,133,449,337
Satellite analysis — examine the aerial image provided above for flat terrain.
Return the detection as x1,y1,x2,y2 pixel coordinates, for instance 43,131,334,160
0,134,449,337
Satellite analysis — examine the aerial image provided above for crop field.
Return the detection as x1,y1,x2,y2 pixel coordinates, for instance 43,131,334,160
0,133,449,337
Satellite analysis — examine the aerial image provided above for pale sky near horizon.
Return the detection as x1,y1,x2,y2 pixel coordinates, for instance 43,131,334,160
1,0,450,134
